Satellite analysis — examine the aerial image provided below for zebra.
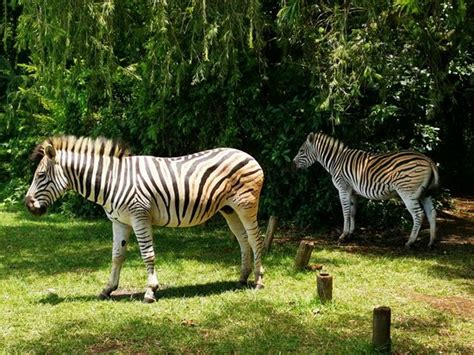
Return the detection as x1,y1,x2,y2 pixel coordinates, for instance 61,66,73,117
25,136,265,303
292,132,439,248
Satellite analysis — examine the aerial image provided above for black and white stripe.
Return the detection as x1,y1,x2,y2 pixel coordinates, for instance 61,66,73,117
26,136,265,302
293,132,439,247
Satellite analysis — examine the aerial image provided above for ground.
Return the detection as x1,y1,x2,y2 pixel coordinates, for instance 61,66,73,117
276,197,474,352
277,197,474,326
437,197,474,246
409,197,474,321
0,198,472,353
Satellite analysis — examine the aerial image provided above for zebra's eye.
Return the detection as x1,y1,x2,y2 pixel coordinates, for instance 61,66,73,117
37,172,47,178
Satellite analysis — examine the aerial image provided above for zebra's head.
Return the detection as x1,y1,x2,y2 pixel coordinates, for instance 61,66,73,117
292,132,316,170
25,143,68,216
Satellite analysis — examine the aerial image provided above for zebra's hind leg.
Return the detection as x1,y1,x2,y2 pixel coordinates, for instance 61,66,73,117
400,195,425,248
132,216,159,303
421,196,437,247
236,208,264,289
99,221,131,299
220,208,252,287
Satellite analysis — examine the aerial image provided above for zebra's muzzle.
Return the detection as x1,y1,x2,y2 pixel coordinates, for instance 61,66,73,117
25,195,47,216
291,160,300,171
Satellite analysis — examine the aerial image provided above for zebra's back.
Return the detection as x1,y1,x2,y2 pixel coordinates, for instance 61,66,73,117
338,150,438,200
131,148,264,227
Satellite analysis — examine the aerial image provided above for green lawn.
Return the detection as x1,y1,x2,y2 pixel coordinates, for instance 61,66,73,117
0,205,472,353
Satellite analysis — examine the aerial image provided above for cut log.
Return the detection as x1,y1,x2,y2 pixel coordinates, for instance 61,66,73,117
263,216,278,255
294,240,314,270
316,272,333,302
372,306,391,353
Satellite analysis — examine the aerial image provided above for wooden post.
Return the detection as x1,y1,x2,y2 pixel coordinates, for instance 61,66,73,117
294,240,314,270
316,272,333,302
263,216,278,255
372,306,391,353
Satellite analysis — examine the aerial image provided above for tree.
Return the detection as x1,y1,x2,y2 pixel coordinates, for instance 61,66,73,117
1,0,472,224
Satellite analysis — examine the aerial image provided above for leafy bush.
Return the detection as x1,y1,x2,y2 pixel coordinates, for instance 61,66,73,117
1,1,472,228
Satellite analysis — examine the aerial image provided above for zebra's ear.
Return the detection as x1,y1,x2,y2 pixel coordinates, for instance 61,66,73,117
307,132,314,142
44,144,56,160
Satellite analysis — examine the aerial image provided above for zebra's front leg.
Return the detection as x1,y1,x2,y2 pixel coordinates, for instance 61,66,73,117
349,194,357,235
99,221,131,299
337,189,353,242
132,217,159,303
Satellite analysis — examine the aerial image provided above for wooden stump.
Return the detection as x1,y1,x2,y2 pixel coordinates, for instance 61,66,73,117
372,306,391,353
263,216,278,255
316,272,333,302
294,240,314,270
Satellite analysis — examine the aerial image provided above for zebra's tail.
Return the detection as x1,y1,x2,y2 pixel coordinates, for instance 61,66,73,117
424,161,440,197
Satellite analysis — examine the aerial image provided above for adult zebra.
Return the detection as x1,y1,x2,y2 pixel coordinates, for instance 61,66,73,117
25,136,265,302
292,132,439,248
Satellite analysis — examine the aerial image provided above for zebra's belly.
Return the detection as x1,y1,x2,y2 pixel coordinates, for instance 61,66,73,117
105,208,216,228
354,183,396,200
150,215,215,228
149,205,218,228
105,208,134,226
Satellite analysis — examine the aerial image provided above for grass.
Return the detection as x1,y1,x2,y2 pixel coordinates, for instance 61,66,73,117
0,205,473,353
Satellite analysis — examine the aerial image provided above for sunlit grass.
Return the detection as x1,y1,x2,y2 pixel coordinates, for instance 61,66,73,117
0,205,472,353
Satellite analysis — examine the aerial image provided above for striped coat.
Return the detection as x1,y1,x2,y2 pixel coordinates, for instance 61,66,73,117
25,136,265,302
293,132,439,248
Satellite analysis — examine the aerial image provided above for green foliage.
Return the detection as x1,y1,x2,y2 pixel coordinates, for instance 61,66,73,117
1,0,473,225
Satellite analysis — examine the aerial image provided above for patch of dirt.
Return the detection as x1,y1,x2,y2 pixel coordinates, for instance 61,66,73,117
437,197,474,246
109,289,144,301
273,197,474,250
89,340,129,353
411,292,474,319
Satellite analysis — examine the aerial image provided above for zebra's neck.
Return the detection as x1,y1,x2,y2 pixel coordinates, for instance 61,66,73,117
59,151,122,208
313,135,346,174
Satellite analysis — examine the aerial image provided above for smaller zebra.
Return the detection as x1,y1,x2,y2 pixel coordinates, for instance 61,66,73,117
292,132,439,247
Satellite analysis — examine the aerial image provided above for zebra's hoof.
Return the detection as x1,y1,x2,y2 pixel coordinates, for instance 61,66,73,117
237,281,248,289
98,285,118,300
98,292,110,300
338,233,348,243
404,243,412,249
143,296,156,304
254,283,264,290
143,288,156,303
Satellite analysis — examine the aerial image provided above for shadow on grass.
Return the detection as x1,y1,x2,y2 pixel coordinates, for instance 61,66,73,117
0,210,241,280
335,239,474,286
157,280,248,299
37,292,98,305
19,300,375,353
2,207,472,297
392,312,474,353
19,297,474,354
0,222,112,279
37,280,247,304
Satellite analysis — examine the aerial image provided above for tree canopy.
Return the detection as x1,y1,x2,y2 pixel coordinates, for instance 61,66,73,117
1,0,472,225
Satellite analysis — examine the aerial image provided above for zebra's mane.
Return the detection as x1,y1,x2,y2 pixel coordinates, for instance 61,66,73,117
31,136,130,161
312,132,346,149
